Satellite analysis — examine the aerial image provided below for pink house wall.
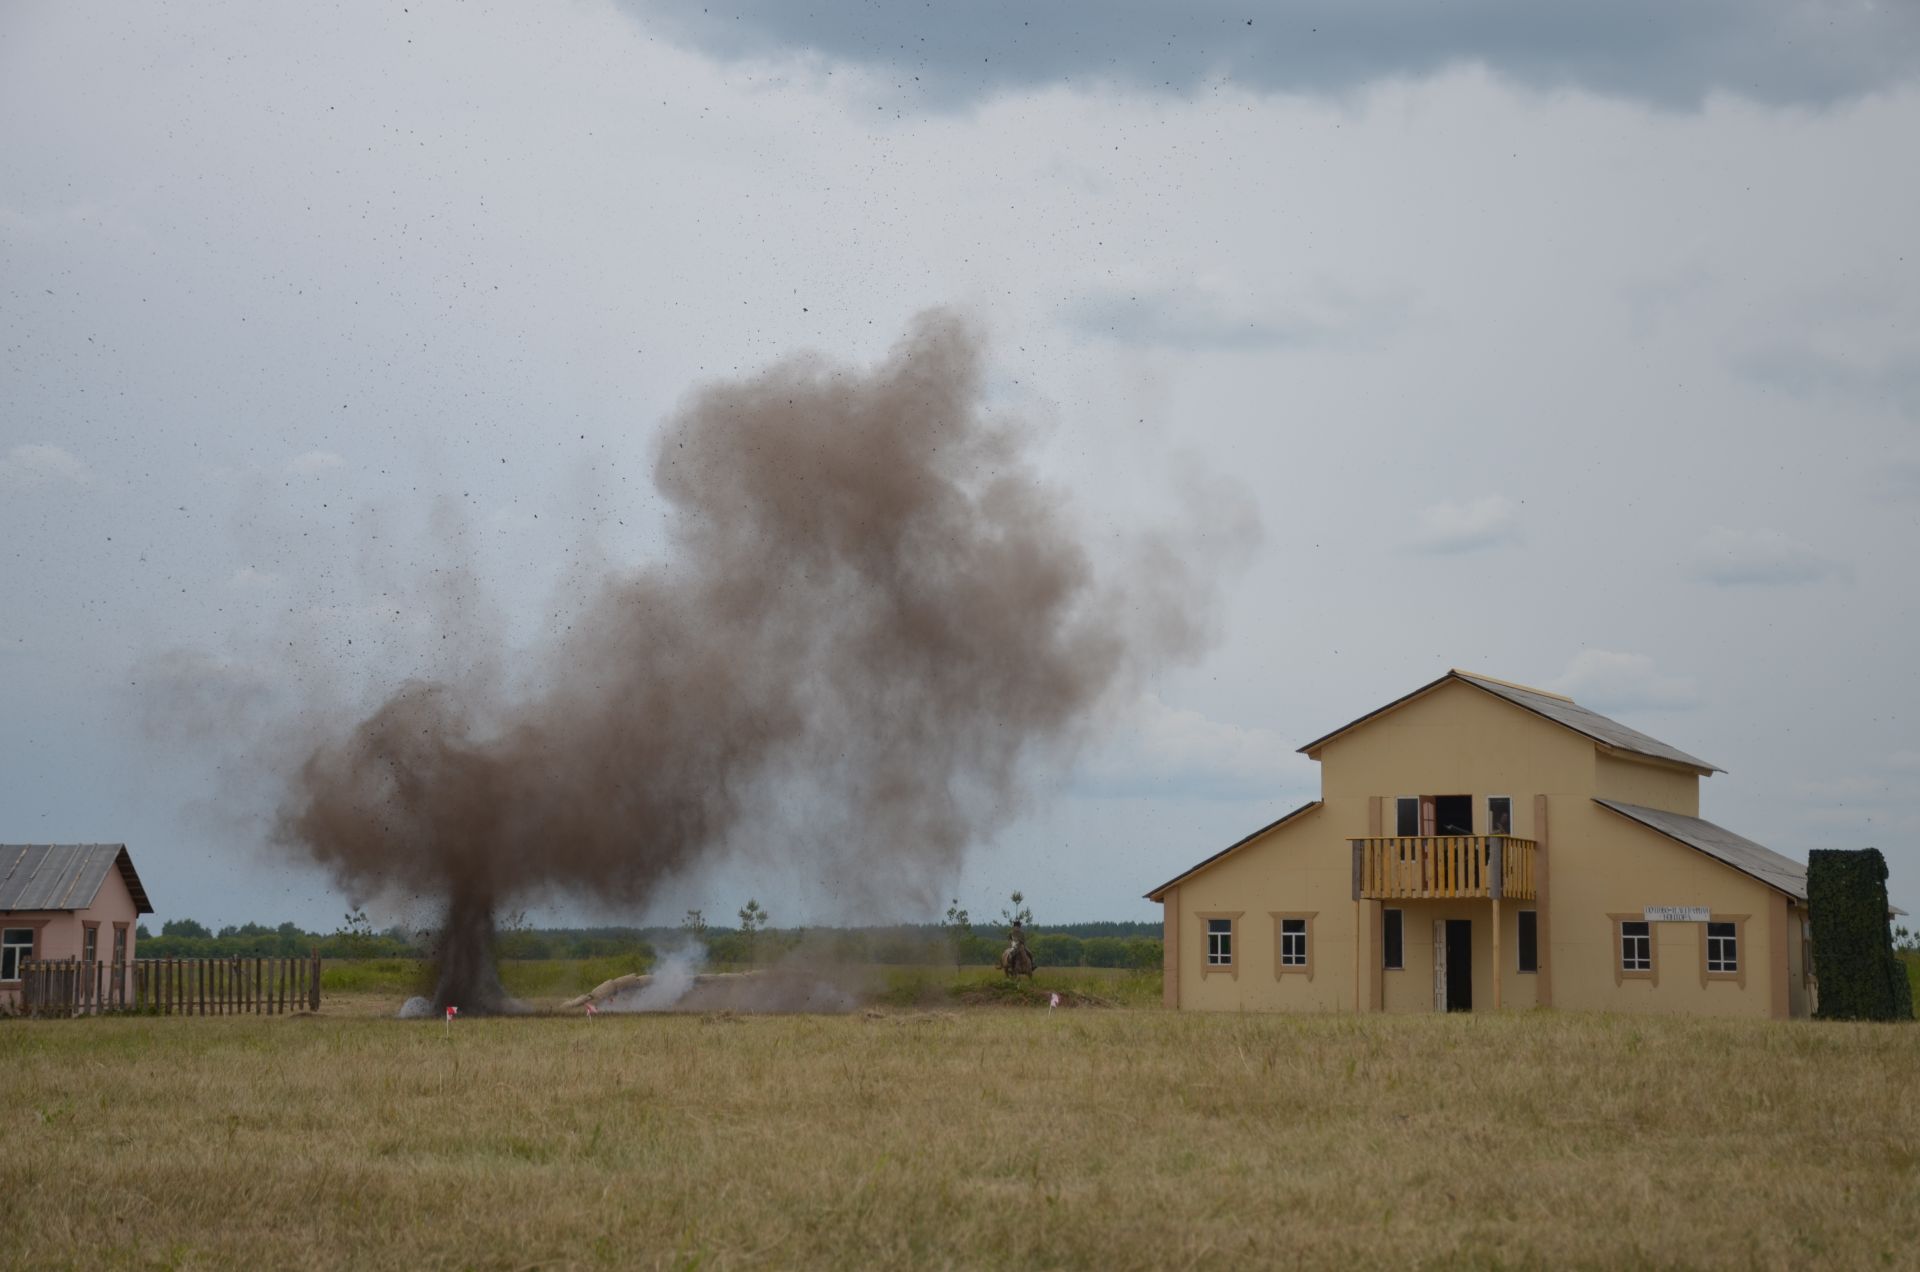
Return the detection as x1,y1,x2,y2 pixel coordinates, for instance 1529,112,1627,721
1,864,141,1008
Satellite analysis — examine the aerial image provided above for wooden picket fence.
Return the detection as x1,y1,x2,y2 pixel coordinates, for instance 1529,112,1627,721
19,950,322,1017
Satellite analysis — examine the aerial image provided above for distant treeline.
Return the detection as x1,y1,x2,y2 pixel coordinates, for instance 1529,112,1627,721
136,917,1164,969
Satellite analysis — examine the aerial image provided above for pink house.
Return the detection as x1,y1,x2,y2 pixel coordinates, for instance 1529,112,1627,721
1,844,153,1010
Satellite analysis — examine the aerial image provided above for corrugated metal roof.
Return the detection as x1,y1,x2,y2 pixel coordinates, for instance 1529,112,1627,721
1297,670,1721,774
1595,800,1807,900
0,844,152,914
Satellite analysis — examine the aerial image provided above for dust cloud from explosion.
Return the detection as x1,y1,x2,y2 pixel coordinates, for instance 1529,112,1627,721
276,310,1252,1012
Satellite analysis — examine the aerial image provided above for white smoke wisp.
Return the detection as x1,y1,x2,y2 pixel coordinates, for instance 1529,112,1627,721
396,995,434,1019
603,943,708,1013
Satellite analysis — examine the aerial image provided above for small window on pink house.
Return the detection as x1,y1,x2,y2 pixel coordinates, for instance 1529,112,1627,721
83,925,99,963
1,928,33,981
113,926,128,965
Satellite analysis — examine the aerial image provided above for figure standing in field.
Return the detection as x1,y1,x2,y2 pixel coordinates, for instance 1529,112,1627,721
1000,919,1035,979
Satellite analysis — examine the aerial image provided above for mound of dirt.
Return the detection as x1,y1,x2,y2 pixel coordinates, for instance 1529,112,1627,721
954,981,1114,1009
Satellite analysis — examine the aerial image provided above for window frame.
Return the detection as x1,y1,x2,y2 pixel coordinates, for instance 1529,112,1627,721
1269,911,1317,980
112,923,129,966
1394,796,1419,836
1196,911,1242,979
1487,795,1513,836
1610,914,1658,985
1517,908,1538,974
1699,914,1749,988
1382,907,1404,971
82,922,100,964
1,927,37,983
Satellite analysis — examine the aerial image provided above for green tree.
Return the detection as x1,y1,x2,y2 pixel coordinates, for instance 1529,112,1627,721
1124,938,1164,970
1082,936,1128,968
161,918,211,939
738,899,768,963
681,909,707,939
999,891,1032,931
942,899,973,972
1032,933,1082,968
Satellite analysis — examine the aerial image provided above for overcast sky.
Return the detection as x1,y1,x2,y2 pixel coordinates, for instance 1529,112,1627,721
4,1,1917,930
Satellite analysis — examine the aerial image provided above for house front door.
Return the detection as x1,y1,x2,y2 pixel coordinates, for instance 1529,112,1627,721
1445,919,1473,1011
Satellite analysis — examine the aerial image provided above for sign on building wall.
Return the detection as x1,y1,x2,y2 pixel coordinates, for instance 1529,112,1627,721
1644,905,1711,923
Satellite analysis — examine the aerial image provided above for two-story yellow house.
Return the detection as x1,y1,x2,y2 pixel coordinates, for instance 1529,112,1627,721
1147,671,1815,1018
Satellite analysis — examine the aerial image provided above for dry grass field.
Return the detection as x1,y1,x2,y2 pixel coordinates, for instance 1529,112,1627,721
4,984,1918,1271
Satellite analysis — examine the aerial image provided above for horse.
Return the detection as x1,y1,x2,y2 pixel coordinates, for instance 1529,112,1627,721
998,943,1035,979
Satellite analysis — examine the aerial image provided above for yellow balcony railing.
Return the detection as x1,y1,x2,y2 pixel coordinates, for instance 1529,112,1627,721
1351,836,1537,901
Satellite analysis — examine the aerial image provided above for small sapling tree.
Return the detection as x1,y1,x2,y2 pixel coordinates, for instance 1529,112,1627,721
943,899,973,972
738,899,768,963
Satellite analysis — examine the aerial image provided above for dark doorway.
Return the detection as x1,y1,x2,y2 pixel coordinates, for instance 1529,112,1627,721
1445,919,1473,1011
1433,794,1474,835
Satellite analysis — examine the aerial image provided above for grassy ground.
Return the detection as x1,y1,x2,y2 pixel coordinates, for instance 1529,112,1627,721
319,959,1162,1008
4,981,1918,1270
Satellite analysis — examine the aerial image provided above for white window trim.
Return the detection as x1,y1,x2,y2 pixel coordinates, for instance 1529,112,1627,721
1699,914,1749,989
1,927,35,983
1612,915,1656,984
1270,911,1317,980
1487,795,1513,837
1196,911,1242,979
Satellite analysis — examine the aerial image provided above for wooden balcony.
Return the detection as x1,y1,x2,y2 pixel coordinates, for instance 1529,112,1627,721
1351,835,1537,901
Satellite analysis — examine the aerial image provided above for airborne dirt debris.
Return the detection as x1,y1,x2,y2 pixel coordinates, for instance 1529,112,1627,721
232,309,1255,1012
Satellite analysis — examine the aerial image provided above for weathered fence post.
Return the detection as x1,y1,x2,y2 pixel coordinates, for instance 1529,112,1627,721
308,947,321,1011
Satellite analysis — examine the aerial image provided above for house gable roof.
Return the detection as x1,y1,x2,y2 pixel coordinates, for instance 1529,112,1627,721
0,844,153,915
1144,801,1320,901
1297,669,1721,775
1594,800,1807,901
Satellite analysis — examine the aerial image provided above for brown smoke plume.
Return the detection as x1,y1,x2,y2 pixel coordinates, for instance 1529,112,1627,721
274,310,1246,1011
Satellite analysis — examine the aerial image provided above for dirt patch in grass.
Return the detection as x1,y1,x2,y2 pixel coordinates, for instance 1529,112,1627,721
953,979,1115,1008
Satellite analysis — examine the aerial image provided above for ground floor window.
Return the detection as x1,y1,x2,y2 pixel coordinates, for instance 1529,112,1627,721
1383,908,1404,969
83,924,99,963
1279,919,1307,966
1,928,33,981
1206,918,1233,966
1269,911,1317,979
1706,921,1738,973
1518,909,1538,973
1620,921,1652,972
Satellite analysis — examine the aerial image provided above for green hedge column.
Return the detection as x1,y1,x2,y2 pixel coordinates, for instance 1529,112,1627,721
1808,848,1910,1022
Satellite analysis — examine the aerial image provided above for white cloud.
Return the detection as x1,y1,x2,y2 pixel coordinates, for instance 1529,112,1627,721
285,450,346,475
1076,692,1318,801
1549,650,1701,712
1408,495,1521,554
1689,526,1848,586
1060,277,1397,352
0,443,95,489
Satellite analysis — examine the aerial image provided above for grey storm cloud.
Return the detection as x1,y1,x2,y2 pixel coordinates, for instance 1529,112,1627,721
627,0,1920,108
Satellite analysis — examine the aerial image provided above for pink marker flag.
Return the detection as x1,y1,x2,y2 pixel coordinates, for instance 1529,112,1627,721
1049,992,1061,1010
585,1002,598,1017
